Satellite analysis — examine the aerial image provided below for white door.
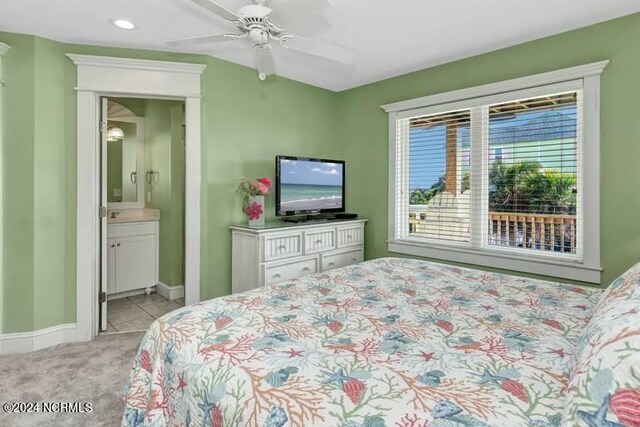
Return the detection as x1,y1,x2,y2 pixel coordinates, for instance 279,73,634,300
107,238,117,295
115,235,157,293
99,97,109,332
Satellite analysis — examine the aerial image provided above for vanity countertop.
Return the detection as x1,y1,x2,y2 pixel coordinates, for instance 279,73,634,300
108,209,160,224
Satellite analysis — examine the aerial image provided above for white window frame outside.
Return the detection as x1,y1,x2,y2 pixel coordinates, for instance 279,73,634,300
383,61,607,283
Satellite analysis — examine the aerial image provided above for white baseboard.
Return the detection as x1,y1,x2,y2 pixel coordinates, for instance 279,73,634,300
155,282,184,301
0,323,77,355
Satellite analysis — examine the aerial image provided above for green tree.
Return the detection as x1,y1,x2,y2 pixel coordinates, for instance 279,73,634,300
410,175,445,204
489,160,576,214
410,173,471,205
461,172,471,193
523,169,577,215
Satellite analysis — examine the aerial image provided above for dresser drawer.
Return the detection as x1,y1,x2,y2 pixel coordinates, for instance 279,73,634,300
108,221,157,238
321,249,363,272
337,225,364,248
304,228,336,254
263,232,303,261
263,257,318,285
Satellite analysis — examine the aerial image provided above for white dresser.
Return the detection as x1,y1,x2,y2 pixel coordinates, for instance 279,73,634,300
231,219,367,294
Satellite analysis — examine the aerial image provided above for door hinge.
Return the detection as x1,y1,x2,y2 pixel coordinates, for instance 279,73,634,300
99,206,108,218
100,120,108,134
99,291,107,304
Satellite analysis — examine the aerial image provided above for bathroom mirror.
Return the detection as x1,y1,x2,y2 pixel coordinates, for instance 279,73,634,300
106,101,145,208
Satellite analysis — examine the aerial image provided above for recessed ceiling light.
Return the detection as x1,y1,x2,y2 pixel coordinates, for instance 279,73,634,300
111,19,136,30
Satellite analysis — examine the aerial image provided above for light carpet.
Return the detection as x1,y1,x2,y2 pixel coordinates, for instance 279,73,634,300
0,332,144,427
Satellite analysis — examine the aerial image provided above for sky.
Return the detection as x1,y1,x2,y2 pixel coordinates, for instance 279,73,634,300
280,158,344,186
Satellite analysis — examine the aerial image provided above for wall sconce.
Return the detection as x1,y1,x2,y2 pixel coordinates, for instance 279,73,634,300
107,125,125,142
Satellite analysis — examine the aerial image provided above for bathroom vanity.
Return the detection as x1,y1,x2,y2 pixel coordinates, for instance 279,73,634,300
107,209,159,296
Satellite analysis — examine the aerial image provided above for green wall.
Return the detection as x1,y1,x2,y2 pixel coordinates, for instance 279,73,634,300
144,99,185,287
0,32,340,333
3,34,36,333
338,12,640,287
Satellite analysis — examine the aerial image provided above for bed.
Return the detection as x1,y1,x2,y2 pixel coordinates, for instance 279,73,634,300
122,257,631,427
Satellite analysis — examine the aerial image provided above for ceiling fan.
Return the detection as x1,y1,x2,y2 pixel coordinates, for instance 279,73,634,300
168,0,355,80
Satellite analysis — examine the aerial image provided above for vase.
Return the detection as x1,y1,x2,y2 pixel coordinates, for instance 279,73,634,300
247,195,265,227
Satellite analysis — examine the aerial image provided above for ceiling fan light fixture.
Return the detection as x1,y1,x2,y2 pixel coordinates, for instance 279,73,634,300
169,0,355,81
111,19,137,30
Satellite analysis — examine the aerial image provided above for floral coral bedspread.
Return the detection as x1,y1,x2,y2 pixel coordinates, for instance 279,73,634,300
122,258,602,427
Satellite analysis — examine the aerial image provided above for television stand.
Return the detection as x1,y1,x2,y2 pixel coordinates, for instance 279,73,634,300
230,219,367,293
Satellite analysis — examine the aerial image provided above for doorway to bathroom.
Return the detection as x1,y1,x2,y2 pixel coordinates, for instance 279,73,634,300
70,54,204,344
99,97,187,333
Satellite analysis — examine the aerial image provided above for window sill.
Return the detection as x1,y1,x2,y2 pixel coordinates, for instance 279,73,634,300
388,239,602,283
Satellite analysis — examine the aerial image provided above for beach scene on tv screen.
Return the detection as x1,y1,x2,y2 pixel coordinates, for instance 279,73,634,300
280,159,343,212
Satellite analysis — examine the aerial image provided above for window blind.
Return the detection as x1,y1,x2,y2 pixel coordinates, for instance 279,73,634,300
402,109,472,243
395,91,582,257
484,92,580,254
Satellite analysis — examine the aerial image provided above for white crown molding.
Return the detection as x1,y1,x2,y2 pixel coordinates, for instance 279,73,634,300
67,54,206,98
66,54,206,75
156,282,185,301
0,324,77,355
381,60,609,113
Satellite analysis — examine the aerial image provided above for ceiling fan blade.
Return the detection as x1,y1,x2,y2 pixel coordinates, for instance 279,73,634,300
254,45,276,77
167,33,240,47
268,0,332,27
281,34,355,65
191,0,240,21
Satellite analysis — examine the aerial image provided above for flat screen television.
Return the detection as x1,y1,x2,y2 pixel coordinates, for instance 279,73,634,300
276,155,345,218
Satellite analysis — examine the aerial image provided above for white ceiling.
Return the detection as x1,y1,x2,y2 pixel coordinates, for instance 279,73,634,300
1,0,639,91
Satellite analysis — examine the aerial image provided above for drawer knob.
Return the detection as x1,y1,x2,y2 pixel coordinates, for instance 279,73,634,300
315,239,323,244
302,267,310,272
272,273,281,279
277,245,287,250
328,262,335,266
117,243,121,247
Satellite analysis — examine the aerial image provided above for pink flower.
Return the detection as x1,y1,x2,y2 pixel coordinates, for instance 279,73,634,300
257,177,272,188
254,177,272,195
246,202,263,220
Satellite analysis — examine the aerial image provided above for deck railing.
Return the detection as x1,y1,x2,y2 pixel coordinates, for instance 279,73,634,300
488,212,576,253
408,211,577,254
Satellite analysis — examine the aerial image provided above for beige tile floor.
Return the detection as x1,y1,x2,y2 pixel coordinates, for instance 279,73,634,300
105,293,184,333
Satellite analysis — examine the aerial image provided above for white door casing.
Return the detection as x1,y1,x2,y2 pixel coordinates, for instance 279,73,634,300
100,97,108,332
68,54,206,342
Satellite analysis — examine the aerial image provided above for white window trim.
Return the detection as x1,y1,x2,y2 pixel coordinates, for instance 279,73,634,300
384,61,607,283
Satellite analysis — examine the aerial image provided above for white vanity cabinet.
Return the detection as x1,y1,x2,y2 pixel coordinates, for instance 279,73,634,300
107,221,159,295
231,219,366,294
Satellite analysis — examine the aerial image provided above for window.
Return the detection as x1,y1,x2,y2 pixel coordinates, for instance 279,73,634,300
385,62,607,282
